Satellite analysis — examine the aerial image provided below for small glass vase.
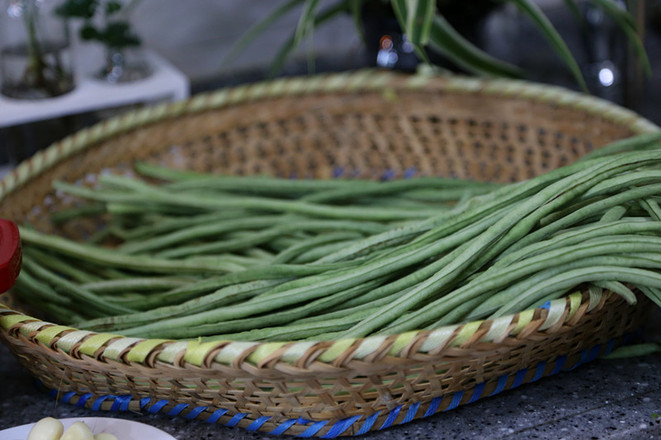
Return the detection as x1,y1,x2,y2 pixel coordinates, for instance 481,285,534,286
98,46,151,83
0,0,75,99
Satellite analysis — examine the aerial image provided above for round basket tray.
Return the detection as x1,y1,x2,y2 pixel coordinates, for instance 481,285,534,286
0,70,658,437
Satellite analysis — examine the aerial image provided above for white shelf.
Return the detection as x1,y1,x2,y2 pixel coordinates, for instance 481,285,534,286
0,48,190,129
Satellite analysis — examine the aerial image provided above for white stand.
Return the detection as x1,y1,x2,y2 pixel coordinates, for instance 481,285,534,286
0,48,190,129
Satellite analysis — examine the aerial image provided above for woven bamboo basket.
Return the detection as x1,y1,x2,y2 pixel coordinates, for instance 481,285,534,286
0,70,658,437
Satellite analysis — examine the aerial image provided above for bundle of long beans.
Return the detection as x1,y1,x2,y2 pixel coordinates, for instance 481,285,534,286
14,132,661,342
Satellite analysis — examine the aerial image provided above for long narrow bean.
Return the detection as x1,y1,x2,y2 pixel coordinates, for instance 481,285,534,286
22,257,135,317
53,181,440,221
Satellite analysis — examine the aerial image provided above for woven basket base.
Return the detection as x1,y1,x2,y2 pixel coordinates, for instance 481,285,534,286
19,330,642,437
1,294,650,437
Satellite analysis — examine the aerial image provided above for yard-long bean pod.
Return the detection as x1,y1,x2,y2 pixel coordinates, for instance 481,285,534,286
12,134,661,343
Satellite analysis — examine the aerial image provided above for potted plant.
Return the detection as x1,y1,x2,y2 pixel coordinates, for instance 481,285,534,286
226,0,650,93
55,0,150,83
0,0,76,99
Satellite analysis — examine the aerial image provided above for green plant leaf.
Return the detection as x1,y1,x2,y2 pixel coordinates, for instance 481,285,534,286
562,0,584,25
55,0,98,19
102,21,141,48
428,14,524,78
390,0,406,25
390,0,432,65
350,0,366,42
80,23,101,41
221,0,306,69
105,1,122,15
268,0,352,77
506,0,588,91
405,0,435,46
588,0,652,76
294,0,322,49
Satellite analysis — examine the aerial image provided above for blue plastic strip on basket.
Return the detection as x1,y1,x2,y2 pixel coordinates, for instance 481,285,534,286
42,333,640,437
489,374,509,396
402,402,420,424
539,301,551,310
588,345,601,362
167,403,189,417
226,413,247,428
111,395,132,411
184,406,208,420
551,355,567,375
299,420,328,438
468,382,486,404
205,408,228,424
355,411,380,435
147,399,169,414
91,395,111,411
604,339,616,355
424,396,442,417
139,397,151,409
76,393,93,408
531,361,547,382
404,167,417,178
270,419,298,436
247,415,271,431
322,415,362,438
445,391,464,411
511,368,528,389
381,169,396,181
379,404,402,430
567,350,588,371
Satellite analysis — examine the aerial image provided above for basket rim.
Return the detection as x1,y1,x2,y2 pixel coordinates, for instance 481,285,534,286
1,69,658,370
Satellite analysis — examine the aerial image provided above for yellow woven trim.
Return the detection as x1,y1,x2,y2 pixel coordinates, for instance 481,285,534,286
512,309,535,334
214,341,258,365
35,325,73,346
482,316,515,343
126,339,170,363
156,341,188,364
419,325,458,353
587,285,604,312
387,331,417,356
323,71,352,91
451,321,483,346
0,313,35,330
566,291,583,321
78,334,120,357
19,321,50,336
103,337,143,361
539,299,567,331
54,330,93,354
318,339,355,363
184,340,227,367
352,335,387,360
246,342,286,365
445,76,483,93
405,72,434,89
281,341,316,363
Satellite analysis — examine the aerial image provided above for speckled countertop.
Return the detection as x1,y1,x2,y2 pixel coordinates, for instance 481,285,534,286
1,310,659,439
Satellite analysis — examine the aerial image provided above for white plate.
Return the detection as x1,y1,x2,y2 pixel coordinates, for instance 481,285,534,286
0,417,178,440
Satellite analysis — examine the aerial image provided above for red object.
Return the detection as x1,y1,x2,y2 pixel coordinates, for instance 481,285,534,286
0,219,21,293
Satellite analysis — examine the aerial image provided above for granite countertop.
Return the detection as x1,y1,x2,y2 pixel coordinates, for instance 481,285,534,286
1,310,659,440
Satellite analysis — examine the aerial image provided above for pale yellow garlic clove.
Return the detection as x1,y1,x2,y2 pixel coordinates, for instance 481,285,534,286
26,417,64,440
93,433,119,440
60,421,94,440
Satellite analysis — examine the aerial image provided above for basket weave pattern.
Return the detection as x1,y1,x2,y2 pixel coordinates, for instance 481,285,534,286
0,71,657,437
